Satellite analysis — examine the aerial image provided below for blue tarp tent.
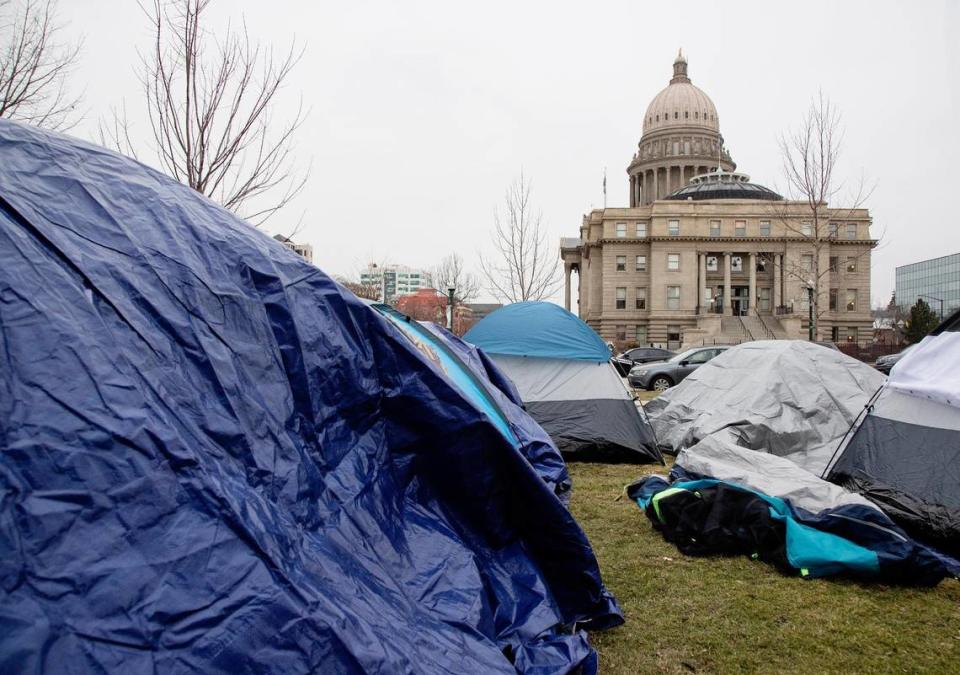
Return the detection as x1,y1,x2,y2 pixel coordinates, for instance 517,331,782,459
0,120,622,673
465,303,661,462
369,304,572,502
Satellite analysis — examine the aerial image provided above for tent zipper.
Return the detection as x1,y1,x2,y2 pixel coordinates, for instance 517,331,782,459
826,512,908,543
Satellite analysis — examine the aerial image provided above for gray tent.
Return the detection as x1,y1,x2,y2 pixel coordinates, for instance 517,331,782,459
646,340,886,472
634,340,957,582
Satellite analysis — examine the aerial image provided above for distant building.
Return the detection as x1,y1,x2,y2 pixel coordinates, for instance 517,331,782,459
895,252,960,320
361,263,433,303
395,288,474,335
272,234,314,263
561,52,876,349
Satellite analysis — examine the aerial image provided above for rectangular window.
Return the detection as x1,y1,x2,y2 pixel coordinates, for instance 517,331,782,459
831,326,840,342
801,254,813,273
635,325,647,345
801,222,813,237
616,255,626,272
756,256,767,272
667,325,681,342
636,255,647,271
829,256,839,273
672,141,679,155
846,289,857,312
735,220,746,237
636,222,647,238
616,325,626,341
731,255,743,273
667,253,680,271
635,287,647,310
759,287,771,311
846,256,857,273
706,255,718,272
760,220,771,236
710,220,720,237
667,286,681,310
829,222,839,238
616,287,626,310
668,220,680,236
615,222,627,238
829,288,838,311
847,326,858,343
845,223,857,239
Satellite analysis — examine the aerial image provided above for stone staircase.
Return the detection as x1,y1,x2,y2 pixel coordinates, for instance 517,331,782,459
685,314,791,348
747,314,790,340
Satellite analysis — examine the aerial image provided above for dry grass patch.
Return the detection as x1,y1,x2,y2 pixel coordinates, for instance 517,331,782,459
569,461,960,674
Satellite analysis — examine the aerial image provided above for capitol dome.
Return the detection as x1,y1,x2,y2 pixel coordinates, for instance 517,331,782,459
627,50,734,206
642,50,719,134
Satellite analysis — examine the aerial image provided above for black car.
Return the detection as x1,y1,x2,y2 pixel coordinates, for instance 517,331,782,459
628,346,730,391
611,347,676,376
875,345,914,375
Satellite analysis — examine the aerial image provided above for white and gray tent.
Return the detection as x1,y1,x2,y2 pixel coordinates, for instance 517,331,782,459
464,302,662,462
827,331,960,558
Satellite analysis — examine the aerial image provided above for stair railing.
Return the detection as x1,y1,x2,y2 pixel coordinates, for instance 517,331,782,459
752,306,777,340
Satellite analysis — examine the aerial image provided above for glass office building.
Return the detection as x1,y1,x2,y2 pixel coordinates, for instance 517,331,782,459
895,252,960,319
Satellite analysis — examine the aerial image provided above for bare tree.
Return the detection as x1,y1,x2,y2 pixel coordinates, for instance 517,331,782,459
432,252,480,304
101,0,307,226
0,0,82,129
334,275,381,302
480,172,560,303
775,92,873,339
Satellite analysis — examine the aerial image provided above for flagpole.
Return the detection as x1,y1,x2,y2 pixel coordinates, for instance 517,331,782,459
603,167,607,209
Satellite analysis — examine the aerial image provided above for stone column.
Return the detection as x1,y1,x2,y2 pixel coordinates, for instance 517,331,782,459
575,266,581,317
748,253,757,316
773,254,782,310
563,264,572,311
698,252,706,313
723,252,732,316
654,169,659,201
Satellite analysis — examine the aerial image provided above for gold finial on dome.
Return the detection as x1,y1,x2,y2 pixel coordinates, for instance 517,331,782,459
671,49,690,84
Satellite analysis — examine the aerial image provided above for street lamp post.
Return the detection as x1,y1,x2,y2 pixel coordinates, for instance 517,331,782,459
447,287,456,331
918,294,944,321
806,281,814,341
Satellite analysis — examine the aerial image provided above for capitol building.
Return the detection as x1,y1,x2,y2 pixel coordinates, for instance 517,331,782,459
561,52,876,349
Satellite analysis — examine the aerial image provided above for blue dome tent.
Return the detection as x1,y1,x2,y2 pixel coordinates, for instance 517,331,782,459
465,302,662,462
0,120,623,673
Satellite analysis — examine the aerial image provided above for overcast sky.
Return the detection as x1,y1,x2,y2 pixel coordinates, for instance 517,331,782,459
61,0,959,307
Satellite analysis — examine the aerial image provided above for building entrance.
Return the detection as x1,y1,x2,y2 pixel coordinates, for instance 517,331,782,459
731,286,750,316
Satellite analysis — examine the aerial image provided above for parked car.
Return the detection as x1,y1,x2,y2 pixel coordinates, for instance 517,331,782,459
611,347,676,376
814,341,841,351
628,346,730,391
875,344,914,375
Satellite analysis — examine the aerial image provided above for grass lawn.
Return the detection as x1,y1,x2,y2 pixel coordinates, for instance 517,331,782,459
569,461,960,674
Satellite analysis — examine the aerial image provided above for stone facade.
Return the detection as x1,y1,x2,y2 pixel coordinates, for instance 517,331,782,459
561,52,877,349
